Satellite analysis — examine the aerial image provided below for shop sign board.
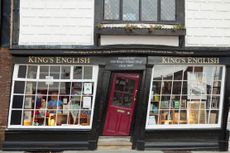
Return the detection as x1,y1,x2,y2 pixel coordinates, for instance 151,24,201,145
149,57,220,65
106,57,146,70
28,56,91,64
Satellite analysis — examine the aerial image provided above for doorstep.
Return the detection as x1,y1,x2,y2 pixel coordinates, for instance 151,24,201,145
97,136,132,150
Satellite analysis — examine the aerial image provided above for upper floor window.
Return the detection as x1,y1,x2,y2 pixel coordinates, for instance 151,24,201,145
104,0,176,22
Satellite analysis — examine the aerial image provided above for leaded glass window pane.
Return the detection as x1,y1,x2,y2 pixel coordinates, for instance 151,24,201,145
161,0,175,21
104,0,120,20
142,0,158,21
123,0,139,21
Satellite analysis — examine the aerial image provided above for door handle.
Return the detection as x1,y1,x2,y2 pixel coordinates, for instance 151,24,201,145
117,109,125,113
127,112,130,115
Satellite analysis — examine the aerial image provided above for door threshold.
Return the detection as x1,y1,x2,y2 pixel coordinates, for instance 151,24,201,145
97,136,132,150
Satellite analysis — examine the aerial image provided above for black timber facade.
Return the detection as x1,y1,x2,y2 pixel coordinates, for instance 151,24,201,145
2,48,230,151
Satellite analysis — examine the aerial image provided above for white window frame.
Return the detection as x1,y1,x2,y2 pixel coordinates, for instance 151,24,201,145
145,65,226,129
8,64,99,129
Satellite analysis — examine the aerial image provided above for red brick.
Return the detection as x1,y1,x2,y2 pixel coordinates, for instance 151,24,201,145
0,48,12,148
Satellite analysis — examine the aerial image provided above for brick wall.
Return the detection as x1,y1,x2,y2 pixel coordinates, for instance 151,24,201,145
0,48,12,149
185,0,230,47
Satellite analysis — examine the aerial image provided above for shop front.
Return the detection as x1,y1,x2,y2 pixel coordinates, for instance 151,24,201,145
3,53,230,151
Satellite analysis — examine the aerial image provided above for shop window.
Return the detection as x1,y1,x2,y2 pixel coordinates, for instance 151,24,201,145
146,65,225,129
8,65,98,129
104,0,176,22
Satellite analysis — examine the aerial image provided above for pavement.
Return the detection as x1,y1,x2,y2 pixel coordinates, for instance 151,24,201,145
0,151,230,153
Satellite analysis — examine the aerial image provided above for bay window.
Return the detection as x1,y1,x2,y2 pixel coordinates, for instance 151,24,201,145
146,65,225,129
9,64,99,129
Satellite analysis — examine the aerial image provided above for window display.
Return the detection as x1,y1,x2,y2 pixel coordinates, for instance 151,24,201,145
146,65,225,129
9,65,98,129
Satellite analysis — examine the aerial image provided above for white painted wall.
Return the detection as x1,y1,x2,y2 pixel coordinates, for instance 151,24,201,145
19,0,94,46
100,35,179,46
185,0,230,47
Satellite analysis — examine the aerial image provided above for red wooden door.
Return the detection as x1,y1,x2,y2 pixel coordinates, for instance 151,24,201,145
103,73,140,136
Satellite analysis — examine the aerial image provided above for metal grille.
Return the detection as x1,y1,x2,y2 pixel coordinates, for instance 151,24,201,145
141,0,158,21
104,0,120,20
161,0,176,21
123,0,139,21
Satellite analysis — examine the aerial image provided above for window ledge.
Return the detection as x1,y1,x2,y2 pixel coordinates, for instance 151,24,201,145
95,25,186,36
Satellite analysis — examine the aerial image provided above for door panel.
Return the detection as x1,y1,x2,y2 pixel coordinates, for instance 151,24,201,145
118,114,131,135
103,73,140,136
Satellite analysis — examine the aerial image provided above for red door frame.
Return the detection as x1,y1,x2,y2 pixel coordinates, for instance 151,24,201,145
103,73,140,136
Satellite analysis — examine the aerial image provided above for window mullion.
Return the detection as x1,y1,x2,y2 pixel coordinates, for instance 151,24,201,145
158,0,161,22
139,0,142,21
120,0,123,20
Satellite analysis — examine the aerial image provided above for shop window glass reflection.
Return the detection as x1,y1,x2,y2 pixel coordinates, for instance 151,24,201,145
74,66,82,79
84,66,93,79
40,66,49,79
18,65,27,78
37,82,48,95
9,65,98,128
10,110,22,125
161,81,172,95
12,95,24,108
72,82,82,95
14,81,25,94
48,82,60,94
50,66,60,79
25,81,37,94
27,66,37,79
214,67,223,80
59,82,71,95
146,65,225,128
172,81,182,94
61,66,70,79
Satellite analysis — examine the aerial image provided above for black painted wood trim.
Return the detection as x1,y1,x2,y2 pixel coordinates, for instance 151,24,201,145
95,28,186,36
219,66,230,151
133,64,153,150
12,0,19,46
0,0,2,46
222,66,230,129
89,64,106,149
179,35,185,47
1,0,11,47
9,46,230,56
144,129,226,151
97,70,112,135
3,141,89,151
94,0,103,46
177,0,185,25
3,130,92,151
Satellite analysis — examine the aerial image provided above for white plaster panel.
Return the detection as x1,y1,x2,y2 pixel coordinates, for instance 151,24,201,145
100,36,179,46
186,0,230,47
19,0,94,46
